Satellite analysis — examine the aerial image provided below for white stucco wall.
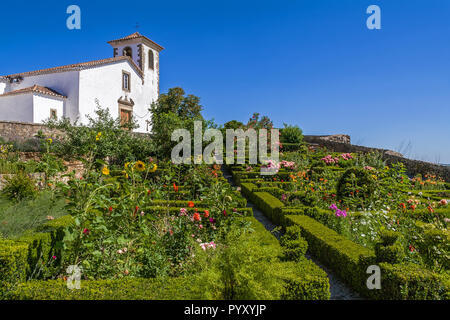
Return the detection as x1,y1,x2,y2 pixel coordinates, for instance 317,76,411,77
5,71,79,121
32,94,64,123
0,80,6,95
0,93,33,122
112,42,160,132
78,60,154,133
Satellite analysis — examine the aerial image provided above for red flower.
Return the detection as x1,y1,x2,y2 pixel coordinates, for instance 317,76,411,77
147,190,151,195
204,210,210,218
188,201,195,208
223,210,227,216
193,213,201,221
173,183,178,192
409,245,415,252
109,206,113,212
83,228,90,235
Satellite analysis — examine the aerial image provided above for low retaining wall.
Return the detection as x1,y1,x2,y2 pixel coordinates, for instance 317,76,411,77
0,121,65,142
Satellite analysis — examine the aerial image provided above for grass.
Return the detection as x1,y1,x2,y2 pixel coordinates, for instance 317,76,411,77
0,191,67,239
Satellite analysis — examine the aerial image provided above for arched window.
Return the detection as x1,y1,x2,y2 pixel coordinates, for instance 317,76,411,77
123,47,133,59
148,50,154,70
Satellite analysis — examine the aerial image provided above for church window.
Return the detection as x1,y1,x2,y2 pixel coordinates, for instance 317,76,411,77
122,71,131,92
50,109,57,120
148,50,154,70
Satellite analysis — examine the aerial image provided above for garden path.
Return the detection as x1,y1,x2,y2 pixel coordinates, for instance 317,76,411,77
221,166,361,300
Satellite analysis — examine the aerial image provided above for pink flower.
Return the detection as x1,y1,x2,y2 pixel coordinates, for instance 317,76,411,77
329,204,338,211
335,209,347,218
52,256,57,260
439,199,448,206
179,208,188,216
83,228,90,235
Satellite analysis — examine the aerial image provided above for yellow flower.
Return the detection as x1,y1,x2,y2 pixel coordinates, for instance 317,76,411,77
124,162,130,169
134,160,146,172
102,166,110,175
149,163,158,173
96,132,102,141
47,138,53,144
121,170,129,178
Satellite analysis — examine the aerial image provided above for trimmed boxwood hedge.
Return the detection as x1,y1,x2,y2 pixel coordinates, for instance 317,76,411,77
252,192,285,225
285,215,450,300
0,215,75,299
10,277,201,300
0,240,29,299
285,215,376,297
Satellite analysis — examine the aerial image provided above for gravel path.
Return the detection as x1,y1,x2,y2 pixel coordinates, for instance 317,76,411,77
222,167,361,300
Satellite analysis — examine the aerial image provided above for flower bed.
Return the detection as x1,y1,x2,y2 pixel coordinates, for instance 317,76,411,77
228,149,450,299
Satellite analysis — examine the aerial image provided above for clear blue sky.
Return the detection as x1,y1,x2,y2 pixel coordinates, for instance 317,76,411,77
1,0,449,163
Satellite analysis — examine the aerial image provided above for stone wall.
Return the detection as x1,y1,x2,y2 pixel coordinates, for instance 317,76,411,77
304,134,351,144
0,121,64,142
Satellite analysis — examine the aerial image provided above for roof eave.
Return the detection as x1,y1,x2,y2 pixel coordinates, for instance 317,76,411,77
107,37,164,52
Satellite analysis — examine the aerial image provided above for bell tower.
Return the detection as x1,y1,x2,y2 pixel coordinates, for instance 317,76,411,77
107,32,164,94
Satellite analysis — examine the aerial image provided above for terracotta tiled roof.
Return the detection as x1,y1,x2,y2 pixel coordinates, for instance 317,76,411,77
108,32,164,51
0,85,67,99
3,56,143,79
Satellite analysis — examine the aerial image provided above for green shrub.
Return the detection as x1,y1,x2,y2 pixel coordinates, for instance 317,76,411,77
285,215,449,299
337,167,377,209
280,226,308,261
375,242,405,264
1,172,38,201
285,215,376,296
0,240,28,299
252,192,285,224
279,260,330,300
378,229,401,246
280,124,303,144
10,277,202,300
376,263,450,300
413,223,450,271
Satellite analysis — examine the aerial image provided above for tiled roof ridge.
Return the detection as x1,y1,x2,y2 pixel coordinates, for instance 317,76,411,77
3,56,143,79
107,32,164,51
0,85,67,99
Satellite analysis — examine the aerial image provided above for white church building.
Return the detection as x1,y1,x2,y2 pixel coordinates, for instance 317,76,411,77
0,32,163,133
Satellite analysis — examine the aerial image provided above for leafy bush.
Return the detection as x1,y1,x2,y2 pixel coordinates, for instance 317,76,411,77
280,226,308,261
0,240,28,299
46,104,155,164
280,124,303,144
336,167,377,209
1,172,38,201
